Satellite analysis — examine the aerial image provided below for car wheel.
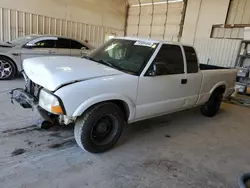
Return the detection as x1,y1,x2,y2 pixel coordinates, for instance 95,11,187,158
0,57,16,80
74,102,124,153
201,90,223,117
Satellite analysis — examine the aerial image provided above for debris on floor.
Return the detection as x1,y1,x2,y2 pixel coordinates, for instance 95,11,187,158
11,148,26,156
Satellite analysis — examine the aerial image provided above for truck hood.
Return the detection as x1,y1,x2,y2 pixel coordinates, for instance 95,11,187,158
23,56,123,91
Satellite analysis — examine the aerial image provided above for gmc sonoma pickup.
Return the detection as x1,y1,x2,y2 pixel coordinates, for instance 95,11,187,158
11,37,237,153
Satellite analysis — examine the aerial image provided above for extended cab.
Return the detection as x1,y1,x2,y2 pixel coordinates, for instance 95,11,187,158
11,37,237,153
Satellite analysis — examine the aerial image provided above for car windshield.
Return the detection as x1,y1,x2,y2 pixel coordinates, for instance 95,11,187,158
9,36,38,45
88,39,158,75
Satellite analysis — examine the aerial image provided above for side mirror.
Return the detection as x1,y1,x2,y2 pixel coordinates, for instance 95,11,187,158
148,62,167,76
81,46,87,50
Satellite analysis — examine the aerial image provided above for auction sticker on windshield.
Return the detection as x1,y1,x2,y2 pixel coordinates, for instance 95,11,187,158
134,41,156,47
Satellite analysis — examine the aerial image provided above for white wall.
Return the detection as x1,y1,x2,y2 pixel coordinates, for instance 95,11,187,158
0,0,127,30
179,0,241,68
182,0,230,43
227,0,250,24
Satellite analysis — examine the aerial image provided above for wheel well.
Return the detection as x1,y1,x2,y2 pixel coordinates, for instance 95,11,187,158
0,55,18,75
85,100,130,122
214,85,226,94
110,100,130,121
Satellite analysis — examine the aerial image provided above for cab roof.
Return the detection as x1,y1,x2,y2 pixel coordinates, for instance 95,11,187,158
114,36,193,48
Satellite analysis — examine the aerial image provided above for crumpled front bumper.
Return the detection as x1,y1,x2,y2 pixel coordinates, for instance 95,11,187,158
10,88,57,125
10,88,38,109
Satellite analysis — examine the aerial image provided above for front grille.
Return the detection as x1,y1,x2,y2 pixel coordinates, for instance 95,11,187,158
32,81,42,98
25,79,42,99
22,71,42,99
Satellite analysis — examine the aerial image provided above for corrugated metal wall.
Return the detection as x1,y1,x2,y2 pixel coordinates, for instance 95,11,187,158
192,38,241,67
0,7,124,47
126,0,185,41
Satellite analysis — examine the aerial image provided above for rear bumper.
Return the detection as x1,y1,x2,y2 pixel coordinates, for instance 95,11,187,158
10,88,38,109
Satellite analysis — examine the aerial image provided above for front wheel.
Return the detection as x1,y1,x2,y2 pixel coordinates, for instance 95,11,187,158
201,90,223,117
74,103,124,153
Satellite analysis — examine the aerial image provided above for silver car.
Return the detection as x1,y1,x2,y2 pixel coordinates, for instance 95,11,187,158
0,35,94,80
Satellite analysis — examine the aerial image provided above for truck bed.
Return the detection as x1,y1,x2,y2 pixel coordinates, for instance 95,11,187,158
197,68,237,105
200,64,229,70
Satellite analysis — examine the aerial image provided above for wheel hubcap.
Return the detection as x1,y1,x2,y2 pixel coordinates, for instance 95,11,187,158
0,60,12,79
91,115,118,145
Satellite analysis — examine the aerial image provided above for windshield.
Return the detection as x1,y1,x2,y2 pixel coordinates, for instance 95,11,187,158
9,36,38,45
88,39,158,75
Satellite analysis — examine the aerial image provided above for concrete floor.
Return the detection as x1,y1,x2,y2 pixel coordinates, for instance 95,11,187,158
1,79,250,188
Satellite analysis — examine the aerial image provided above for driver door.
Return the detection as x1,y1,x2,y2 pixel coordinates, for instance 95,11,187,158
135,44,187,120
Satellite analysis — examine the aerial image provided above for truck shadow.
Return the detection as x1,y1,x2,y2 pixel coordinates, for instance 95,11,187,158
117,105,228,148
2,103,230,155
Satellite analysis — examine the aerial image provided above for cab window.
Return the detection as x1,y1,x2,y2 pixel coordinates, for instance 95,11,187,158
183,46,198,73
147,44,184,75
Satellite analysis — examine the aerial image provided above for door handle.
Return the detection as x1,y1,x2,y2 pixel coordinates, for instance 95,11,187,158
181,79,187,84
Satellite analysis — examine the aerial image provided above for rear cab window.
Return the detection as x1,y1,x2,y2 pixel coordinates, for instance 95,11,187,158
183,46,198,73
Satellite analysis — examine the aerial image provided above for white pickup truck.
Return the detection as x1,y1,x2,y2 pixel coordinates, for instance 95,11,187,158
11,37,237,153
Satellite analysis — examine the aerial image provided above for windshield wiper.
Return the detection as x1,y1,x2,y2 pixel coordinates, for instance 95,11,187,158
98,60,136,75
97,60,115,68
82,56,111,67
82,55,93,60
82,56,133,74
98,60,127,71
83,56,115,68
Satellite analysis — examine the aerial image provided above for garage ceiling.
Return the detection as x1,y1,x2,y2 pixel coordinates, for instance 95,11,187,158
126,0,183,6
125,0,185,41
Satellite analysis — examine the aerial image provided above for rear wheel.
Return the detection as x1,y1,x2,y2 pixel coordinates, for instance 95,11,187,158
201,90,223,117
74,103,124,153
0,57,16,80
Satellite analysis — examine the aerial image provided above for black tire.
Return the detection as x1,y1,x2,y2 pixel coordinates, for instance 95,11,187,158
0,57,16,80
201,90,223,117
74,103,124,153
